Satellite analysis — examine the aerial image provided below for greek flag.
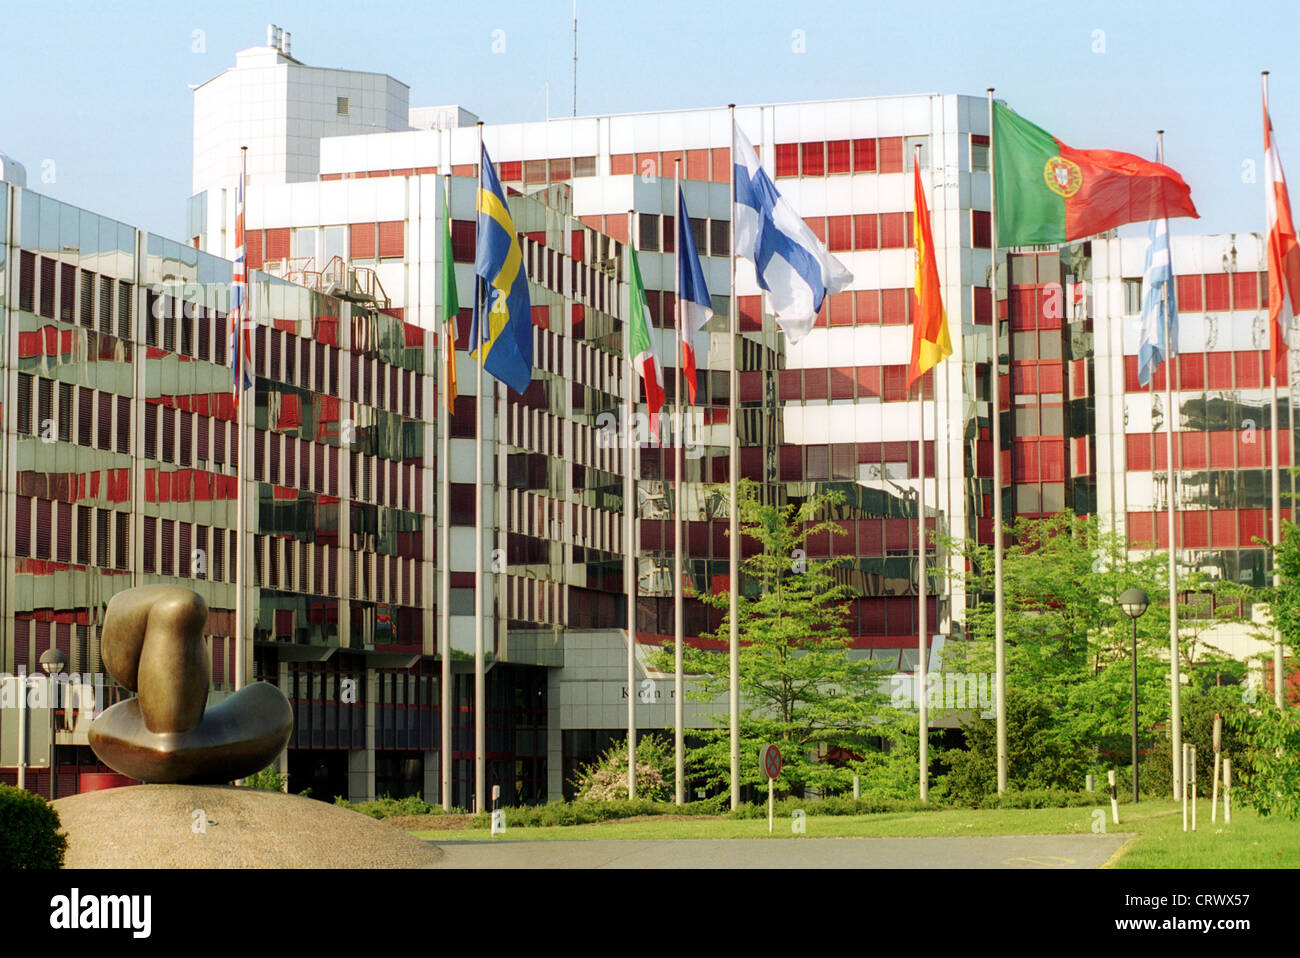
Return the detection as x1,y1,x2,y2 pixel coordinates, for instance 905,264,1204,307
733,123,852,344
1137,217,1177,387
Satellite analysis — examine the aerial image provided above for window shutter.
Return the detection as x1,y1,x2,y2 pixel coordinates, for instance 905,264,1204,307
116,395,131,453
15,497,31,556
77,387,93,446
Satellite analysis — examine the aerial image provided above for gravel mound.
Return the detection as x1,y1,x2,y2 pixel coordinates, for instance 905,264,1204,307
53,785,445,868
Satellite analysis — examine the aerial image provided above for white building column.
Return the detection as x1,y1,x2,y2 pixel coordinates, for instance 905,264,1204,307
547,669,564,803
348,669,377,801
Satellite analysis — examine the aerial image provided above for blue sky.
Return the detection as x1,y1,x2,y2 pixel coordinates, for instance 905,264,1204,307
1,0,1295,240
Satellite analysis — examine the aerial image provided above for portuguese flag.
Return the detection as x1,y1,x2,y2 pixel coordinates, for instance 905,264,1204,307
993,102,1198,246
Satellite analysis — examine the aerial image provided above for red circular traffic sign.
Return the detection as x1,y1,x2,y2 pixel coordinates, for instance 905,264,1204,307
762,744,782,780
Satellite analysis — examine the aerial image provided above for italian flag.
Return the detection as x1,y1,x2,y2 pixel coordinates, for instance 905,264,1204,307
1265,90,1300,380
993,102,1198,246
441,200,459,413
628,244,665,443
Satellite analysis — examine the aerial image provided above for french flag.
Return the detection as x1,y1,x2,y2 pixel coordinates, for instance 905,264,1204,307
229,173,252,399
677,189,713,404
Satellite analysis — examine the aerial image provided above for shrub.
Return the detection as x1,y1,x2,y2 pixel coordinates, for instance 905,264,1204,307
334,794,452,819
1139,685,1254,800
975,788,1100,809
939,686,1091,805
470,797,725,829
727,795,936,819
0,784,67,868
570,734,675,802
241,766,286,792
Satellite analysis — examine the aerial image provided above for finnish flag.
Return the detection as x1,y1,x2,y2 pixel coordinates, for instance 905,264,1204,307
1137,217,1177,387
733,123,852,344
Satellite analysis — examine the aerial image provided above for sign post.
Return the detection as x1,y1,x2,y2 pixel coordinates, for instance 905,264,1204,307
761,744,782,834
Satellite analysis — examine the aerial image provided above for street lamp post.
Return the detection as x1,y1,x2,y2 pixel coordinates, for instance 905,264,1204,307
39,648,68,801
1119,589,1150,804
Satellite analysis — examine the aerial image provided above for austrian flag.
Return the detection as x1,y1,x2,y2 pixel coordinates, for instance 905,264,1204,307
1265,90,1300,379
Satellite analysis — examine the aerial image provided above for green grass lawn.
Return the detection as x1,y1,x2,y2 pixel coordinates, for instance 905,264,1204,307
408,800,1300,868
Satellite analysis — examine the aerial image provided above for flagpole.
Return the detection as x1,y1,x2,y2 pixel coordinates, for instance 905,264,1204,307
1265,70,1287,711
473,121,486,814
986,90,1008,794
440,172,454,810
914,144,929,803
235,144,248,694
673,160,686,805
727,103,741,811
625,208,638,800
1157,130,1185,800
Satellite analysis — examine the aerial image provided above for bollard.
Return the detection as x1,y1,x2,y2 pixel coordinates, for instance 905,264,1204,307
1190,745,1197,832
1086,773,1095,793
1182,744,1190,832
1223,757,1231,825
1108,769,1119,824
853,774,860,800
1211,715,1222,825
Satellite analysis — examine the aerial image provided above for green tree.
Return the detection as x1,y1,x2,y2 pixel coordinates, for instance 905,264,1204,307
1229,706,1300,819
652,481,907,798
941,685,1091,804
1258,517,1300,700
936,511,1245,798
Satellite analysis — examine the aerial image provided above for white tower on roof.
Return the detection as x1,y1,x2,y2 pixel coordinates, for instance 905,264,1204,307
189,25,411,254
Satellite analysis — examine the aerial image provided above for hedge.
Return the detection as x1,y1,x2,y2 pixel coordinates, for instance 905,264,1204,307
0,784,67,868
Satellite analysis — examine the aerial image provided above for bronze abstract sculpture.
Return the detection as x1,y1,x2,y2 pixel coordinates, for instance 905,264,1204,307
89,585,293,784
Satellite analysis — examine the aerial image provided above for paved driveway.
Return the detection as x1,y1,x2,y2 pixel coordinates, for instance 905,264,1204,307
429,834,1130,868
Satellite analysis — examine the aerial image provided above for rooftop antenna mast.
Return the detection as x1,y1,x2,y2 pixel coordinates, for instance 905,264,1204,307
572,0,578,117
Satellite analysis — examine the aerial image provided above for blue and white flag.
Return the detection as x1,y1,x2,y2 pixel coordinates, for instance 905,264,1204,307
732,123,852,344
1137,217,1177,387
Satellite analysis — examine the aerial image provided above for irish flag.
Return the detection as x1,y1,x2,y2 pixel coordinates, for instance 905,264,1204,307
628,243,665,442
1265,87,1300,380
993,102,1198,246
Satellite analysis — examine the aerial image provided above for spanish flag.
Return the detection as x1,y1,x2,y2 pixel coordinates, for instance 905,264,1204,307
908,160,951,390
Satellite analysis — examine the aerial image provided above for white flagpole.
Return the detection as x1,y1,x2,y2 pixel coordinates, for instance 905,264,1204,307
986,90,1008,794
673,161,686,805
915,144,929,803
1265,71,1287,711
235,144,249,693
727,104,741,811
473,121,486,814
625,209,638,799
440,172,454,810
1157,130,1184,800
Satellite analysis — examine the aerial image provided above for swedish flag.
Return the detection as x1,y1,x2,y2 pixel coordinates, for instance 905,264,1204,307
470,143,533,395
